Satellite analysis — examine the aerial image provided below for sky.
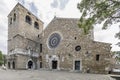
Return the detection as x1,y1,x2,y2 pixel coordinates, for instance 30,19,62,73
0,0,120,54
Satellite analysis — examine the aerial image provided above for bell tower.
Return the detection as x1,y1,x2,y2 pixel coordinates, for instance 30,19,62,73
8,3,20,53
7,3,44,69
8,3,43,54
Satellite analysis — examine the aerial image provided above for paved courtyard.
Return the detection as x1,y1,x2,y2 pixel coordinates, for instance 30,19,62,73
0,69,117,80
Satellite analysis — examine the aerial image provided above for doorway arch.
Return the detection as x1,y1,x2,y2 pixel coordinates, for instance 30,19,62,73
12,61,15,69
27,60,33,69
8,62,10,69
27,59,35,69
52,60,58,69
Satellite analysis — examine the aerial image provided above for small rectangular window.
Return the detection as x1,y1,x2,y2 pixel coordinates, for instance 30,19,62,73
10,18,12,24
40,62,42,68
96,54,100,61
13,13,16,21
40,44,42,53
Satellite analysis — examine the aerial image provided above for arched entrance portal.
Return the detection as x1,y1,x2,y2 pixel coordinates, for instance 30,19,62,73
28,60,33,69
12,61,15,69
52,60,58,69
8,62,10,69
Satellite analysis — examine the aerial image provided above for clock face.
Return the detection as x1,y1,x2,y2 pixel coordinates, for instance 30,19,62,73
48,33,61,49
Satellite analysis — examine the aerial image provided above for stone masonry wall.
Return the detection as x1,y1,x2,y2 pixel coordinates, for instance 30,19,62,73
8,3,43,52
41,17,111,74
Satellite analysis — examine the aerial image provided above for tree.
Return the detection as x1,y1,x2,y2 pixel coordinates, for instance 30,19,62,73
112,51,120,64
77,0,120,45
3,54,7,66
0,51,3,66
116,51,120,62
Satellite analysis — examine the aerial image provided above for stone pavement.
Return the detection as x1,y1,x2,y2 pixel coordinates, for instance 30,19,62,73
0,69,116,80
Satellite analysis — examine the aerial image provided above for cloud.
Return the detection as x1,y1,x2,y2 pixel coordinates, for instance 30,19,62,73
94,23,120,51
0,0,17,54
29,2,38,16
51,0,69,10
51,0,58,8
59,0,69,10
0,41,7,54
16,0,38,16
19,0,80,26
16,0,25,4
0,1,8,15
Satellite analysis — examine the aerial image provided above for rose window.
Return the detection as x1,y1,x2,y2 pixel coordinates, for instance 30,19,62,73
48,33,61,48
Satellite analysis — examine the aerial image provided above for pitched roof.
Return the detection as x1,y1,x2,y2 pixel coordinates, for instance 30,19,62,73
46,17,80,29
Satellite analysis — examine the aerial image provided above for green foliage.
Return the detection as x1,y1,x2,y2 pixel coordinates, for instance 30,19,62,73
0,51,3,60
3,54,7,65
115,29,120,46
77,0,120,34
0,51,3,66
114,51,120,62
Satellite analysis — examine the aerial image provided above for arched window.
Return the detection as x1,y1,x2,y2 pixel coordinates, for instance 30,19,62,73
10,18,12,24
34,22,39,29
13,13,16,21
25,15,32,25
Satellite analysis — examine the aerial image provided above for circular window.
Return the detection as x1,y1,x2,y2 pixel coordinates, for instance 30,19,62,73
75,45,81,51
48,33,61,48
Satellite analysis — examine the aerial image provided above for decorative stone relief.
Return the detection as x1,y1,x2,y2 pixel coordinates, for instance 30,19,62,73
46,54,49,62
62,57,64,62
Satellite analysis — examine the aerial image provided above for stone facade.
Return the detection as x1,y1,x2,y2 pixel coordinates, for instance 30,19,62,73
41,18,111,74
7,3,43,69
7,3,112,74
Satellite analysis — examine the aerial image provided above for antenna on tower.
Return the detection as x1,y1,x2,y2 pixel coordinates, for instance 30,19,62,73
54,12,56,18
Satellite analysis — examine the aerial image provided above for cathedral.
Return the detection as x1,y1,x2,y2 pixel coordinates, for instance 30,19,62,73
7,3,112,74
